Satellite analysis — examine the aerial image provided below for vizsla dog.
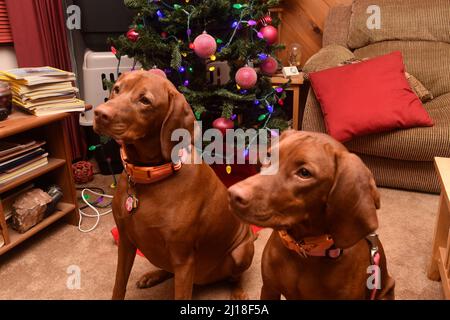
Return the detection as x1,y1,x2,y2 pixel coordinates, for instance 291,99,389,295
228,130,395,300
93,70,254,300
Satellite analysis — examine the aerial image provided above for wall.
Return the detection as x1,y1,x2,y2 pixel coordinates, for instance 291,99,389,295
0,45,18,69
278,0,353,66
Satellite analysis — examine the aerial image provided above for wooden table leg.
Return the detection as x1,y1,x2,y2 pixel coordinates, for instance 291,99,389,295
0,202,11,245
292,86,300,130
428,192,450,281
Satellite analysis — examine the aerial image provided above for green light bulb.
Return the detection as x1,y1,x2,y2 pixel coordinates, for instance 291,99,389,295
258,114,268,121
216,38,223,44
188,67,193,73
174,4,181,10
233,4,243,9
89,145,96,151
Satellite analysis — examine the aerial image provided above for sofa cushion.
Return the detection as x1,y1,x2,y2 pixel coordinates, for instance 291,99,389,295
348,0,450,49
309,51,434,142
354,41,450,98
322,5,352,48
345,93,450,162
303,45,354,73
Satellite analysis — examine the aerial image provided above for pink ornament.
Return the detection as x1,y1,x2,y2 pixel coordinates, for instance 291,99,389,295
212,117,234,135
126,28,140,42
193,32,217,59
259,25,278,45
235,66,257,89
148,68,167,78
260,56,278,75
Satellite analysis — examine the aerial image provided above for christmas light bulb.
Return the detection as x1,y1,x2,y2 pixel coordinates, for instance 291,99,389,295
247,20,257,26
188,67,194,73
267,105,274,113
179,66,186,73
210,55,216,61
183,80,189,86
254,100,260,105
233,4,245,9
209,66,216,71
174,4,181,10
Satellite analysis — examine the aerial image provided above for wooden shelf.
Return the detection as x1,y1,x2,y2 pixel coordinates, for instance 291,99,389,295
0,110,78,256
0,158,66,194
0,202,76,255
0,111,69,139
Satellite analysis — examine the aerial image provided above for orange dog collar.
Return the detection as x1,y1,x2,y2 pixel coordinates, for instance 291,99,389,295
120,148,182,184
278,230,342,258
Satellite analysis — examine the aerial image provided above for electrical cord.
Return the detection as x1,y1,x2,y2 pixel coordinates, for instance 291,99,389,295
78,188,114,233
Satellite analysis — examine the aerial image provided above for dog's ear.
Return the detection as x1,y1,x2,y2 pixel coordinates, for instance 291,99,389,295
326,151,380,249
279,129,297,142
160,88,195,161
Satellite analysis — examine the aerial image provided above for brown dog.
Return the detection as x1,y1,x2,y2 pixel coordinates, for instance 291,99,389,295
228,130,395,300
93,70,254,300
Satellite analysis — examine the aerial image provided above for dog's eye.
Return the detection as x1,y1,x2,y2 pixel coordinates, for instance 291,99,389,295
297,168,312,179
140,96,151,105
113,86,120,94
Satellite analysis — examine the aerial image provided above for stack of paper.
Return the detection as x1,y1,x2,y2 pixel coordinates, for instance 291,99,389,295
0,67,85,116
0,141,48,184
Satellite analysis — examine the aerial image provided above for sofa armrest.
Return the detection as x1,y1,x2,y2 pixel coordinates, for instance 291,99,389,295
303,45,354,73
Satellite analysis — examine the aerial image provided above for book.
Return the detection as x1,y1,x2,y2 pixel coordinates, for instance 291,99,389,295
0,141,38,158
0,141,46,163
0,67,75,86
4,153,48,173
0,148,47,172
0,157,48,184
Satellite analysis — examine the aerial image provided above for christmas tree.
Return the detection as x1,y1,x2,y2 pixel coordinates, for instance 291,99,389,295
110,0,289,132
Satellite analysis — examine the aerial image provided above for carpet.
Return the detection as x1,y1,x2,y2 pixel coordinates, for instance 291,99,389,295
0,174,444,299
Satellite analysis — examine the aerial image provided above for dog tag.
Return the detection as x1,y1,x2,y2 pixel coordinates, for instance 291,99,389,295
132,196,139,209
125,196,134,212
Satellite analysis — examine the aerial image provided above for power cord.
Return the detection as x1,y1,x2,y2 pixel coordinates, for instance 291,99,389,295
78,188,114,233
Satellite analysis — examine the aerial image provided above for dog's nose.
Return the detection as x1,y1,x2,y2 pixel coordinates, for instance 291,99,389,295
228,185,251,209
94,107,113,124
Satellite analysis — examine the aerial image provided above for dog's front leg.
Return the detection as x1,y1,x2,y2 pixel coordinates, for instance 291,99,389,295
112,231,137,300
171,252,195,300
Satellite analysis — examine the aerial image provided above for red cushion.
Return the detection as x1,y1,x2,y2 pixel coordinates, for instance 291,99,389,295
309,51,434,142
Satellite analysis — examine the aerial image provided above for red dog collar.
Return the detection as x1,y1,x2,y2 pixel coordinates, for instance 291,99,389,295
278,230,342,258
120,148,182,184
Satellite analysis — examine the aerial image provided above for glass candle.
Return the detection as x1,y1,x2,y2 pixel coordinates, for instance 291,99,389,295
0,81,12,115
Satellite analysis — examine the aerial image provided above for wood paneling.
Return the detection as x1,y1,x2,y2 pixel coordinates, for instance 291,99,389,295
277,0,353,65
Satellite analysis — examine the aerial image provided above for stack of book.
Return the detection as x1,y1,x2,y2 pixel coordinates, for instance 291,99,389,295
0,141,48,185
0,67,85,116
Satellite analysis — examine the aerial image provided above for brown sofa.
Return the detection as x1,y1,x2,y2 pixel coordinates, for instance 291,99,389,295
302,0,450,193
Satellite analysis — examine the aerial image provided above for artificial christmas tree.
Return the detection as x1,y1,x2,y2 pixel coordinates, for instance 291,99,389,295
110,0,289,132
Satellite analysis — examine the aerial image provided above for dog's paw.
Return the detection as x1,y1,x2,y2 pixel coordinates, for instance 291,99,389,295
136,270,173,289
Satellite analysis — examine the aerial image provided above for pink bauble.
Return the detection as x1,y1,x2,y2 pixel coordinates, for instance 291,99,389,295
148,68,167,78
193,32,217,59
126,28,140,42
235,66,257,89
212,117,234,135
260,56,278,75
259,25,278,45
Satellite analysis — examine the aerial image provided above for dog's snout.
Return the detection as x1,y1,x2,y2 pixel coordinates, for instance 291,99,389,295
94,107,114,124
228,185,251,209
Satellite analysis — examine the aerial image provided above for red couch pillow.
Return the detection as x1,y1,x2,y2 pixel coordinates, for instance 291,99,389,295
309,51,433,142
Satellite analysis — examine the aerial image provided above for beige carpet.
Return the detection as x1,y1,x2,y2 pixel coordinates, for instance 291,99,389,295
0,174,444,300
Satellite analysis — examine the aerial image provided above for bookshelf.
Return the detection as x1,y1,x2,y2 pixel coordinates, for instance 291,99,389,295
0,111,78,256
